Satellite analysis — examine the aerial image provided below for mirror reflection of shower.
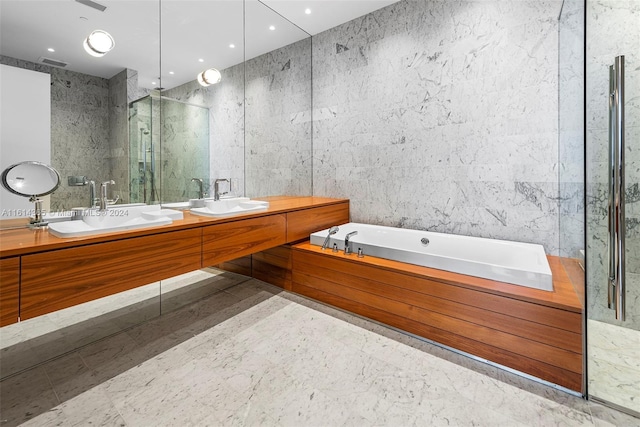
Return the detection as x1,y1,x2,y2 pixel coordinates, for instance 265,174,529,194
129,93,210,205
139,127,159,203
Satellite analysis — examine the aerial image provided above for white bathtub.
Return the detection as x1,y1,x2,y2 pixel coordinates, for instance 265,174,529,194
310,223,553,291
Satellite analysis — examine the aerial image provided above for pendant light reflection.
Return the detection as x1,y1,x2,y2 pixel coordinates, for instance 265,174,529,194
197,68,222,86
83,30,115,57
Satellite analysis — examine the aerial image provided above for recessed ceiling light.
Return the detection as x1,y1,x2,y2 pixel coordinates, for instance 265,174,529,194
197,68,222,87
47,48,55,52
169,71,174,75
269,25,275,31
198,58,204,62
152,81,157,85
305,8,311,14
229,44,235,49
83,29,115,57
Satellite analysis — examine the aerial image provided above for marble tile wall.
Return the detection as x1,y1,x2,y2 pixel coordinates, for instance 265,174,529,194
558,0,585,260
245,38,313,197
312,0,563,254
586,0,640,329
160,99,210,203
49,67,111,210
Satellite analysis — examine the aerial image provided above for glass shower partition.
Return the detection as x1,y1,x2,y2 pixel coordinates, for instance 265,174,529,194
129,94,159,204
558,0,586,392
585,0,640,416
129,95,210,204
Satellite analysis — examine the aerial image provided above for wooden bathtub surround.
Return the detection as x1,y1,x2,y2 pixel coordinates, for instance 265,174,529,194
291,242,583,392
0,197,349,325
217,245,295,290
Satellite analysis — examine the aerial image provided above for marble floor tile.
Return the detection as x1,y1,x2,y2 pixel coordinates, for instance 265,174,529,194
588,319,640,414
2,270,639,427
0,367,60,426
42,352,95,402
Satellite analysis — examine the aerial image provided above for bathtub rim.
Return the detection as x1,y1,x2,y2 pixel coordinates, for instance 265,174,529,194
310,223,553,291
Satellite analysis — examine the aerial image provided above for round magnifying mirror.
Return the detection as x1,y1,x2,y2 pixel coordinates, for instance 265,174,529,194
1,161,61,198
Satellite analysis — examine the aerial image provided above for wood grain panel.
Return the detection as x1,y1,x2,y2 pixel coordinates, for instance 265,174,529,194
295,260,581,354
295,248,581,333
293,271,581,373
0,197,348,258
292,282,582,392
252,246,292,270
252,245,293,289
286,202,349,243
293,242,581,313
561,257,585,308
216,256,252,276
202,215,286,266
253,258,291,289
20,229,202,320
0,257,20,326
291,245,583,392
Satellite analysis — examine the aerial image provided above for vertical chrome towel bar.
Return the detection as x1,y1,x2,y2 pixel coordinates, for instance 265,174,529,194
607,55,625,321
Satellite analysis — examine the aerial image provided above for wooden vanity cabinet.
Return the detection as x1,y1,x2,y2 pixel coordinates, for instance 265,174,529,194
216,202,351,290
20,229,202,320
0,257,20,326
202,214,287,266
2,197,349,322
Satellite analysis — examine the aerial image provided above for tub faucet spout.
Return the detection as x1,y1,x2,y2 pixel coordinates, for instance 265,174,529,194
344,231,358,255
321,226,339,250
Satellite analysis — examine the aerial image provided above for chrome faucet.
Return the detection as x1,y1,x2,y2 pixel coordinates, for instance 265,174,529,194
344,231,358,255
191,178,204,199
99,180,115,211
88,180,98,208
213,178,230,201
321,226,339,250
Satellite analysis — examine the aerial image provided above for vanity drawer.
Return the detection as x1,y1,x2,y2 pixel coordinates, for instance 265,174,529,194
202,214,286,266
286,202,350,243
0,257,20,326
20,229,202,320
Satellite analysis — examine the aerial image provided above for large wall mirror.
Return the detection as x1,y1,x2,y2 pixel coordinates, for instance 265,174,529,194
1,0,311,213
156,0,312,203
0,0,161,212
244,0,312,197
0,0,311,379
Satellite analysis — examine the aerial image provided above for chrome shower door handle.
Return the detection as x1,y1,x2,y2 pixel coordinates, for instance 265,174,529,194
608,55,625,321
608,64,616,310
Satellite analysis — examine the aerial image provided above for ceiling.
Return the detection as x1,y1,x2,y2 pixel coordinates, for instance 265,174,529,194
0,0,399,90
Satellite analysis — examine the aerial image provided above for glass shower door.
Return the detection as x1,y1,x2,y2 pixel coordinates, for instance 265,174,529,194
586,0,640,416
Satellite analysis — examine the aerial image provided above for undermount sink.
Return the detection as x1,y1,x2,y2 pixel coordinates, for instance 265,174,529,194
190,197,269,217
48,205,180,238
